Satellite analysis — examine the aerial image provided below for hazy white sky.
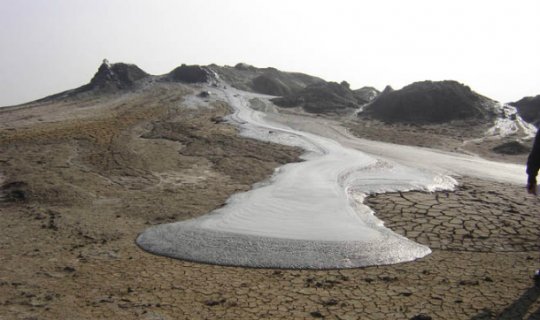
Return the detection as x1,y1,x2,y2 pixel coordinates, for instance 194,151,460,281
1,0,539,106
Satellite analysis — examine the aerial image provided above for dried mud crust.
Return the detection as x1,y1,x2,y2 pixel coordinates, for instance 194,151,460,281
1,89,540,319
365,177,540,252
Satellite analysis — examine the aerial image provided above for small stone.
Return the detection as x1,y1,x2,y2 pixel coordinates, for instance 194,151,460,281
459,279,479,286
364,277,374,283
204,299,225,307
322,299,338,306
63,266,76,273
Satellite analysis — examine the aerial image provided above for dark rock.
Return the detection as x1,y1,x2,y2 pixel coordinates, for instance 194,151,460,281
353,86,380,105
198,91,211,98
209,64,324,96
33,60,150,102
63,266,76,273
379,275,398,282
510,95,540,127
169,64,212,83
310,311,324,318
340,81,350,89
252,75,292,96
492,141,531,155
272,81,361,114
382,85,394,94
459,279,480,286
321,298,338,306
88,59,149,90
361,80,496,124
338,275,349,281
410,314,432,320
204,298,226,306
0,181,28,202
234,62,257,71
211,116,225,124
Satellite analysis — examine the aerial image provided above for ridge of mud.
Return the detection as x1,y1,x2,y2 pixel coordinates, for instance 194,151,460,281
511,95,540,127
360,80,497,124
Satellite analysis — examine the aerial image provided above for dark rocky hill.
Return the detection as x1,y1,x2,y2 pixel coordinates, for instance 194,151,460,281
167,64,214,83
209,63,324,96
36,60,150,102
360,80,496,124
492,141,531,155
86,60,150,90
510,95,540,127
353,86,380,105
272,81,363,114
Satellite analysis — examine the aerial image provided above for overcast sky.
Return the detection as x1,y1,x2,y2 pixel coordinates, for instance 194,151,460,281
1,0,539,106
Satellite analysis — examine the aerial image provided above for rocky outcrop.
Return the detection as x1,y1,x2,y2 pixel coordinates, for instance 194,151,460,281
492,141,531,155
510,95,540,127
168,64,213,83
353,86,380,105
34,60,150,102
360,81,496,124
88,59,149,90
209,64,324,96
251,75,293,96
0,181,28,202
272,81,362,114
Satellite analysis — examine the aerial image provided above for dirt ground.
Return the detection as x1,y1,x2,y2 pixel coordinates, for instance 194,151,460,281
344,118,533,165
1,85,540,319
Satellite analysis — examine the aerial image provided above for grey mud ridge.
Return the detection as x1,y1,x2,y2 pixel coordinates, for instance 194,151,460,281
137,226,429,269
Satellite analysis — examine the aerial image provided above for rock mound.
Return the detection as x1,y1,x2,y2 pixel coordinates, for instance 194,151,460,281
492,141,531,155
510,95,540,127
0,181,28,202
35,60,150,102
209,64,324,96
89,59,149,90
353,86,380,105
361,80,496,124
251,75,292,96
168,64,214,83
272,81,361,114
234,62,258,71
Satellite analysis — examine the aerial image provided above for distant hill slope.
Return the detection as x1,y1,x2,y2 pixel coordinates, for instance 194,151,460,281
167,64,215,83
36,60,151,102
271,81,380,115
510,95,540,127
272,81,358,114
354,86,380,105
86,60,149,90
360,80,497,124
209,63,325,96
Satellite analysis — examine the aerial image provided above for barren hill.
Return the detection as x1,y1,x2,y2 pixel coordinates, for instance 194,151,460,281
510,95,540,127
360,80,496,124
208,63,325,96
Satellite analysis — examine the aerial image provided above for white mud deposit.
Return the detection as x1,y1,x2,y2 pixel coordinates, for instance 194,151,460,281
487,103,537,139
269,113,527,186
137,86,458,269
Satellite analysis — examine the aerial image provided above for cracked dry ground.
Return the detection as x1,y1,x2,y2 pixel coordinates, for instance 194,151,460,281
1,89,540,320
